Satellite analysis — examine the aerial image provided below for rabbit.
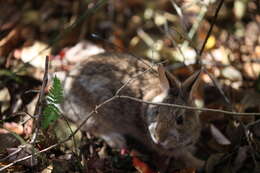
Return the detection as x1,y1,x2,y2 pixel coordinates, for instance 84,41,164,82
61,52,203,169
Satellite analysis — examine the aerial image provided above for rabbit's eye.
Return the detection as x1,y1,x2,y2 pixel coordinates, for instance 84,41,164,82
175,115,183,125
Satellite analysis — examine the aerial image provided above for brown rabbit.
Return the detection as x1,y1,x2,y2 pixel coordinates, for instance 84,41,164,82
61,52,203,169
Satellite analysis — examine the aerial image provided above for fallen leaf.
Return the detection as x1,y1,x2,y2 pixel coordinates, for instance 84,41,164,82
62,41,104,63
18,41,51,69
205,46,231,65
222,66,242,81
0,122,24,135
210,124,231,145
243,62,260,79
255,45,260,58
171,46,197,65
132,156,156,173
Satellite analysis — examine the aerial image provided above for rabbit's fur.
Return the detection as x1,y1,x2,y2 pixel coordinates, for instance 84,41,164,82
62,52,203,169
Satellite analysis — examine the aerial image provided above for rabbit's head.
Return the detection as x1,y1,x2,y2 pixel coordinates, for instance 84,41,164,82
149,66,201,150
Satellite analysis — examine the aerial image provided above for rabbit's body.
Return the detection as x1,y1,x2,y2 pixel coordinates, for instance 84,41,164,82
62,52,203,169
62,53,161,149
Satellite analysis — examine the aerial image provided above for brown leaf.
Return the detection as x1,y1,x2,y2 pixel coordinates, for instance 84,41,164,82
132,156,156,173
0,122,24,135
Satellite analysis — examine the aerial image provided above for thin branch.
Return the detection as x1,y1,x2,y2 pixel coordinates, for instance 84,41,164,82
28,56,48,167
246,119,260,128
116,95,260,116
0,146,23,162
198,0,225,57
171,0,187,31
30,56,49,144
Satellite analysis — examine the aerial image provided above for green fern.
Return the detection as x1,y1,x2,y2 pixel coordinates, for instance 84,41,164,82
42,76,63,129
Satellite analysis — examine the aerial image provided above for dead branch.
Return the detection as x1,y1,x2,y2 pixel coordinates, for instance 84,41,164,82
30,56,49,143
116,95,260,116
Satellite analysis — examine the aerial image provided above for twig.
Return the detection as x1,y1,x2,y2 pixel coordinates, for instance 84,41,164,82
0,143,57,171
116,95,260,116
196,0,233,112
24,89,39,94
28,56,49,167
198,0,225,57
170,0,188,31
30,56,49,143
246,119,260,128
0,146,23,162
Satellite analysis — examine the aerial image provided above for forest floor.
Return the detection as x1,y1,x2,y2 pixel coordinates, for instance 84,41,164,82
0,0,260,172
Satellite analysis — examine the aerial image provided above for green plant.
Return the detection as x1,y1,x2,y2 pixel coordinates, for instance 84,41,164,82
42,76,63,129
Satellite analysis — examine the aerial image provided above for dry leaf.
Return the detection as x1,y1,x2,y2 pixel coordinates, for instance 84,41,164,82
255,45,260,58
210,124,231,145
0,122,24,135
243,62,260,79
18,41,51,69
62,41,104,63
222,66,242,81
132,156,156,173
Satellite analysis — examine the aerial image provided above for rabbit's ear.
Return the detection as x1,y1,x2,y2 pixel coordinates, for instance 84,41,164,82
182,70,201,100
158,64,180,93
